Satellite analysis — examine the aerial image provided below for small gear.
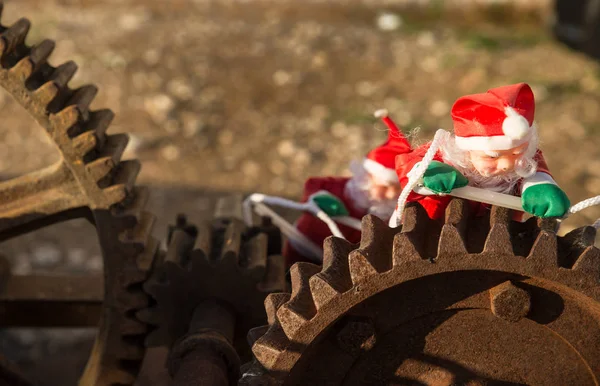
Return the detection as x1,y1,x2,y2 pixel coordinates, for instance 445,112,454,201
140,197,288,364
247,199,600,385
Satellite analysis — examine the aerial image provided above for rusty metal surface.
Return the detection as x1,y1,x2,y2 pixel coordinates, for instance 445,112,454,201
141,200,288,354
138,198,287,385
0,2,160,384
246,199,600,385
168,301,239,386
0,354,33,386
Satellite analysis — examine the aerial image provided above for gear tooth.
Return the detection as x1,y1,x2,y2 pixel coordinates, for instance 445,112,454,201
118,315,150,336
345,215,397,281
315,237,354,295
51,103,81,135
322,236,355,269
572,246,600,277
402,201,429,232
218,219,244,266
277,263,319,339
144,329,168,348
9,39,54,81
437,199,469,258
164,228,195,268
445,198,470,227
142,280,164,299
0,18,30,57
392,233,423,264
527,230,558,268
86,134,130,182
34,61,77,109
483,223,513,255
85,108,114,148
490,205,511,226
245,233,268,280
135,308,161,325
102,159,141,203
67,84,98,114
50,60,78,88
260,254,287,293
248,325,270,347
117,336,146,360
437,224,468,258
114,186,151,224
538,217,559,233
32,80,60,106
252,323,291,371
194,222,212,257
396,202,430,258
72,130,98,158
265,293,291,325
558,226,597,268
136,236,160,273
121,211,155,247
358,214,391,249
349,249,379,284
309,274,342,310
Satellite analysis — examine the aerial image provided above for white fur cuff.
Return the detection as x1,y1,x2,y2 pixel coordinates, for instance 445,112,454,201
521,172,557,194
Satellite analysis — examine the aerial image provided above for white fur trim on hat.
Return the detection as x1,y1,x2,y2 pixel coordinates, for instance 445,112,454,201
520,172,557,194
503,106,530,140
454,133,531,151
374,109,388,118
362,158,398,185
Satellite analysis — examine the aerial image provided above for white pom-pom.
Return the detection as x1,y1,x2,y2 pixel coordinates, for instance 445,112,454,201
502,107,530,140
374,109,388,118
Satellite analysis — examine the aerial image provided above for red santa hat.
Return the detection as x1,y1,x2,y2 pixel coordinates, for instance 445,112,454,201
361,109,410,185
451,83,535,151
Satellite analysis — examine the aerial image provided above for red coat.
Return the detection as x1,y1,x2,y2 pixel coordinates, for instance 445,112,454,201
395,143,551,220
283,177,366,267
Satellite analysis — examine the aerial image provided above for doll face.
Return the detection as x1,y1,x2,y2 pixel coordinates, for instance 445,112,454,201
367,173,401,201
468,142,528,177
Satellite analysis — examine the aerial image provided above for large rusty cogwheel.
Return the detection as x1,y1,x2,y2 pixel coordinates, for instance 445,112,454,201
0,4,159,386
246,199,600,385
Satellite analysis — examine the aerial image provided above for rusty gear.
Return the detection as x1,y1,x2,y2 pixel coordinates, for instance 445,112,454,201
140,199,287,358
247,200,600,385
0,4,160,385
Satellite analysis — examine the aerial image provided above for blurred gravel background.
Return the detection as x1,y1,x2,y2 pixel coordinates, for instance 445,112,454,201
0,0,599,384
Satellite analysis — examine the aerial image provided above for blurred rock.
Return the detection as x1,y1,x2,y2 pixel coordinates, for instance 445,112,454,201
277,140,296,158
144,94,175,124
429,100,450,117
161,144,181,161
31,243,62,268
376,12,403,31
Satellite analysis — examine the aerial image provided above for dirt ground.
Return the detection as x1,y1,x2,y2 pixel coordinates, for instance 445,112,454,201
1,0,600,384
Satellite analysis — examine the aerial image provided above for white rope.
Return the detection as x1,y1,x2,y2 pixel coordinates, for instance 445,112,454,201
565,195,600,229
393,129,451,227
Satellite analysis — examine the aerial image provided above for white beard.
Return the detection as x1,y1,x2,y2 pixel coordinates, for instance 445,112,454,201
439,125,540,195
344,160,398,221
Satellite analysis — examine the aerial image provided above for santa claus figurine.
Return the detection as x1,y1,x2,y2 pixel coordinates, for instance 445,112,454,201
283,113,410,266
395,82,571,220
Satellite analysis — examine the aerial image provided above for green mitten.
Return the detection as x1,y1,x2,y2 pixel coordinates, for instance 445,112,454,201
521,184,571,218
422,161,469,194
310,192,350,217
